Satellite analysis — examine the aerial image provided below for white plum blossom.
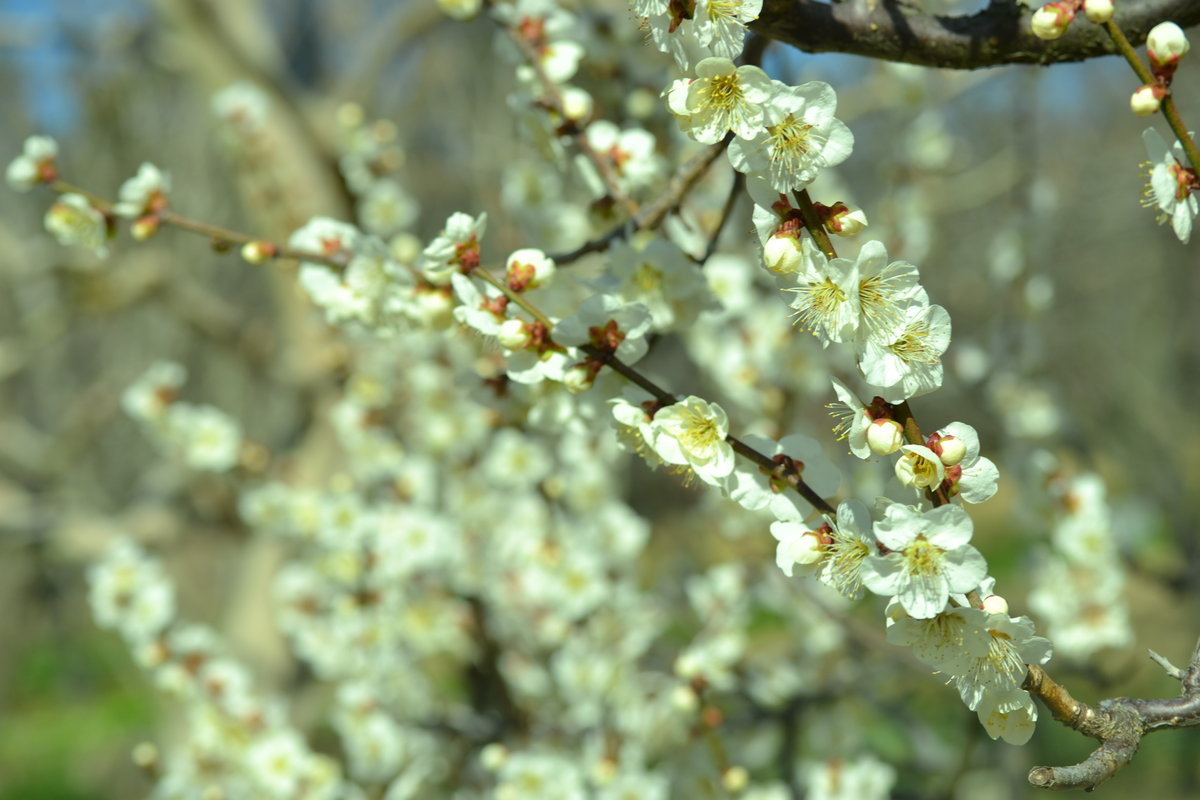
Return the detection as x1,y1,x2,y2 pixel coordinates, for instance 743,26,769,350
505,247,556,291
647,395,735,487
44,193,108,257
553,293,653,366
886,603,992,675
954,613,1052,711
358,178,418,237
163,403,243,471
858,303,952,403
641,0,762,70
802,754,896,800
600,236,714,331
122,360,187,423
827,378,876,458
420,211,486,285
769,521,823,577
894,444,945,490
817,499,876,599
211,80,270,131
289,216,361,263
579,121,663,198
851,240,927,347
6,134,58,191
785,245,859,346
114,162,171,219
666,58,773,144
976,687,1039,745
1142,128,1198,243
451,273,508,338
692,0,763,61
862,502,988,618
88,538,176,645
727,80,853,192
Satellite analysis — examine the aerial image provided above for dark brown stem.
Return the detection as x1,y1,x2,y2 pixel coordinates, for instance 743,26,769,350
753,0,1200,70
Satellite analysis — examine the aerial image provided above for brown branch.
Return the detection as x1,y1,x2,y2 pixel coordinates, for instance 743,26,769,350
753,0,1200,70
1022,637,1200,790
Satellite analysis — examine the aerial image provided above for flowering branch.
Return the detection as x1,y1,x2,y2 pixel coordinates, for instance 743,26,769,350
470,265,839,516
753,0,1200,69
48,180,350,270
1103,19,1200,170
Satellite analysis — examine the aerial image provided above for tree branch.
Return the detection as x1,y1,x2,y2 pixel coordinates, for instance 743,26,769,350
1022,636,1200,790
753,0,1200,70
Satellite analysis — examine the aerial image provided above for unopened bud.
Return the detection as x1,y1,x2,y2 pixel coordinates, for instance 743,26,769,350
480,743,508,771
1031,3,1074,40
1148,22,1189,68
497,318,531,350
241,241,274,264
934,434,967,466
131,742,158,771
981,594,1010,615
560,87,594,126
1083,0,1113,23
437,0,483,21
563,364,595,394
828,206,868,236
1131,84,1164,116
131,216,160,241
763,233,804,274
866,418,905,455
670,684,700,712
722,766,749,793
792,530,824,565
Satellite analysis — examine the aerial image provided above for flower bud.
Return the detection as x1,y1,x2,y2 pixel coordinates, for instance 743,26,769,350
563,364,595,394
240,240,274,264
934,434,967,466
560,87,594,126
1131,84,1164,116
1148,22,1189,68
437,0,483,20
721,767,749,793
671,684,700,712
497,319,530,350
479,743,508,771
981,593,1010,615
1083,0,1113,23
866,418,905,455
828,205,868,236
130,216,160,241
1031,3,1074,39
763,233,804,274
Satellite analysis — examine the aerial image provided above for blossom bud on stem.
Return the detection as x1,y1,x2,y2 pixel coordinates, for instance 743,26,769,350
1083,0,1113,23
1131,84,1166,116
1031,2,1077,40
